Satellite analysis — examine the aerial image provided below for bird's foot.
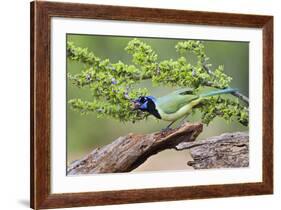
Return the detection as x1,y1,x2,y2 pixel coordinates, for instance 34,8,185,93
161,127,173,132
179,117,189,125
161,121,176,132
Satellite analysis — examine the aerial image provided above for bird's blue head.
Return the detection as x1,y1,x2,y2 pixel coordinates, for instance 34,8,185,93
132,96,156,111
132,96,161,119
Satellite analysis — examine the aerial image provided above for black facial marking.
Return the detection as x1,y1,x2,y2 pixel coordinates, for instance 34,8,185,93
134,96,161,119
139,96,146,103
146,99,161,119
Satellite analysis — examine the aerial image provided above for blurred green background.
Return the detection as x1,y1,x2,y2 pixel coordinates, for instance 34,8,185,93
67,34,249,172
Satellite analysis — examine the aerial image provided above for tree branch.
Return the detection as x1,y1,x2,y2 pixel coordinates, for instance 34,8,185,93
67,123,249,175
201,58,249,106
133,68,249,106
176,132,249,169
67,122,203,175
231,91,249,105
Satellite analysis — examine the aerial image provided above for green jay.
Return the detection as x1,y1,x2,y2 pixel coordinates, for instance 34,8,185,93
132,87,238,130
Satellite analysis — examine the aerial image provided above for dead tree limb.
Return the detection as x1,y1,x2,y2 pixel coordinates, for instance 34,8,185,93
67,123,249,175
67,122,203,175
176,132,249,169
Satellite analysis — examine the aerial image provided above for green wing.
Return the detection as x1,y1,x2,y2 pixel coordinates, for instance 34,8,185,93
156,88,198,114
169,87,194,95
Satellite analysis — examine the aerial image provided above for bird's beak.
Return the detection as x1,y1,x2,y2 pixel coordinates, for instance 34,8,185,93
132,100,141,110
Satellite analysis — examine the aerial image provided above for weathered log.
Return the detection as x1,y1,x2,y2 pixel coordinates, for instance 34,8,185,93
67,122,203,175
176,132,249,169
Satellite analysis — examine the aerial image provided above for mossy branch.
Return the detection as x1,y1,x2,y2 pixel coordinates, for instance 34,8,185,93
67,39,248,126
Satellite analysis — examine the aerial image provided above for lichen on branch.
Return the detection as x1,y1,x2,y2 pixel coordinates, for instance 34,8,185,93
67,38,248,125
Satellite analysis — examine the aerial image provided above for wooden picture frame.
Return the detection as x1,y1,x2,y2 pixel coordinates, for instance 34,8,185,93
30,1,273,209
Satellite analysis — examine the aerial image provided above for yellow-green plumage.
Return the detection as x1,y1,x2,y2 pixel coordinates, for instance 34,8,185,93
156,88,200,121
155,87,237,122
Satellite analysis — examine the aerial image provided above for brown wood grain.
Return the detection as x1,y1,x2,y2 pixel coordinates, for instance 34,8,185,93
67,123,203,175
30,1,273,209
177,132,249,169
262,16,274,194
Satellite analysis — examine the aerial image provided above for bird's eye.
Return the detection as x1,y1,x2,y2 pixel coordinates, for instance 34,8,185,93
138,96,146,103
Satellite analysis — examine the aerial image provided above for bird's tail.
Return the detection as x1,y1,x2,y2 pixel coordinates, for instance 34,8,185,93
199,88,238,98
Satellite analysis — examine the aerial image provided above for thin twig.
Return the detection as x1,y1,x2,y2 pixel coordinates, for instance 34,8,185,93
231,91,249,105
203,77,249,106
133,64,249,106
